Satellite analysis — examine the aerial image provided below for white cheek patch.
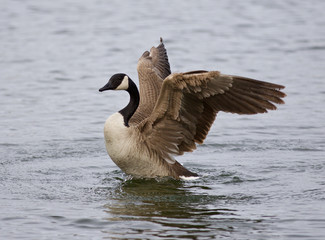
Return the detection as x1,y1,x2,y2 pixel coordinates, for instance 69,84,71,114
116,75,129,90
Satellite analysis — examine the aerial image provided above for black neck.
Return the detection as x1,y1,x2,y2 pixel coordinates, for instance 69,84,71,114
119,80,140,127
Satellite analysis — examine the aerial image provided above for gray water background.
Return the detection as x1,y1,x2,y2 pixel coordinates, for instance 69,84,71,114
1,0,325,239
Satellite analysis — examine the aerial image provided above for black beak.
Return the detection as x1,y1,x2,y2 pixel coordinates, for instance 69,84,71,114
99,82,112,92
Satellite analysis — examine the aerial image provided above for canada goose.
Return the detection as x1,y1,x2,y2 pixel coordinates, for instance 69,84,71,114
99,39,286,179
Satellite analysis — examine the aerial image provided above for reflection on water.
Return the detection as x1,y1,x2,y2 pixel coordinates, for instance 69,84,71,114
102,178,259,239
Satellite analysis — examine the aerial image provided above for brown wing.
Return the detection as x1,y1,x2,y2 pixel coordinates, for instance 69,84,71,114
130,38,171,125
149,37,171,80
137,71,286,163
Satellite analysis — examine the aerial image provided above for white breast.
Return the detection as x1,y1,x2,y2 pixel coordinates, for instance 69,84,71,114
103,112,170,177
104,112,129,155
103,113,139,172
104,112,126,140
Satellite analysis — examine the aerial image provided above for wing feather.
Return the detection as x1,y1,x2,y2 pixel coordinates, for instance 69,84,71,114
136,71,286,164
130,39,171,125
150,38,171,80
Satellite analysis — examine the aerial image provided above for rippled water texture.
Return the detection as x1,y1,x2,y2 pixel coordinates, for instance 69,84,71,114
1,0,325,239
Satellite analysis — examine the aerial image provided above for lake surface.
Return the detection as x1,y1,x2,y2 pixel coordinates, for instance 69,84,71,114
1,0,325,239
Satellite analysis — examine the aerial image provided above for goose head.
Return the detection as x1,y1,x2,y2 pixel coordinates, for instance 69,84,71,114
99,73,140,127
99,73,130,92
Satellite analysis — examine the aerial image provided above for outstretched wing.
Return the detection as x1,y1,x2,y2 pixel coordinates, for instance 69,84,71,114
130,38,171,125
137,71,286,163
149,37,171,80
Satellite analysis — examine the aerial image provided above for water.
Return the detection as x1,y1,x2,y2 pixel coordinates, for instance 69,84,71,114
1,0,325,239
